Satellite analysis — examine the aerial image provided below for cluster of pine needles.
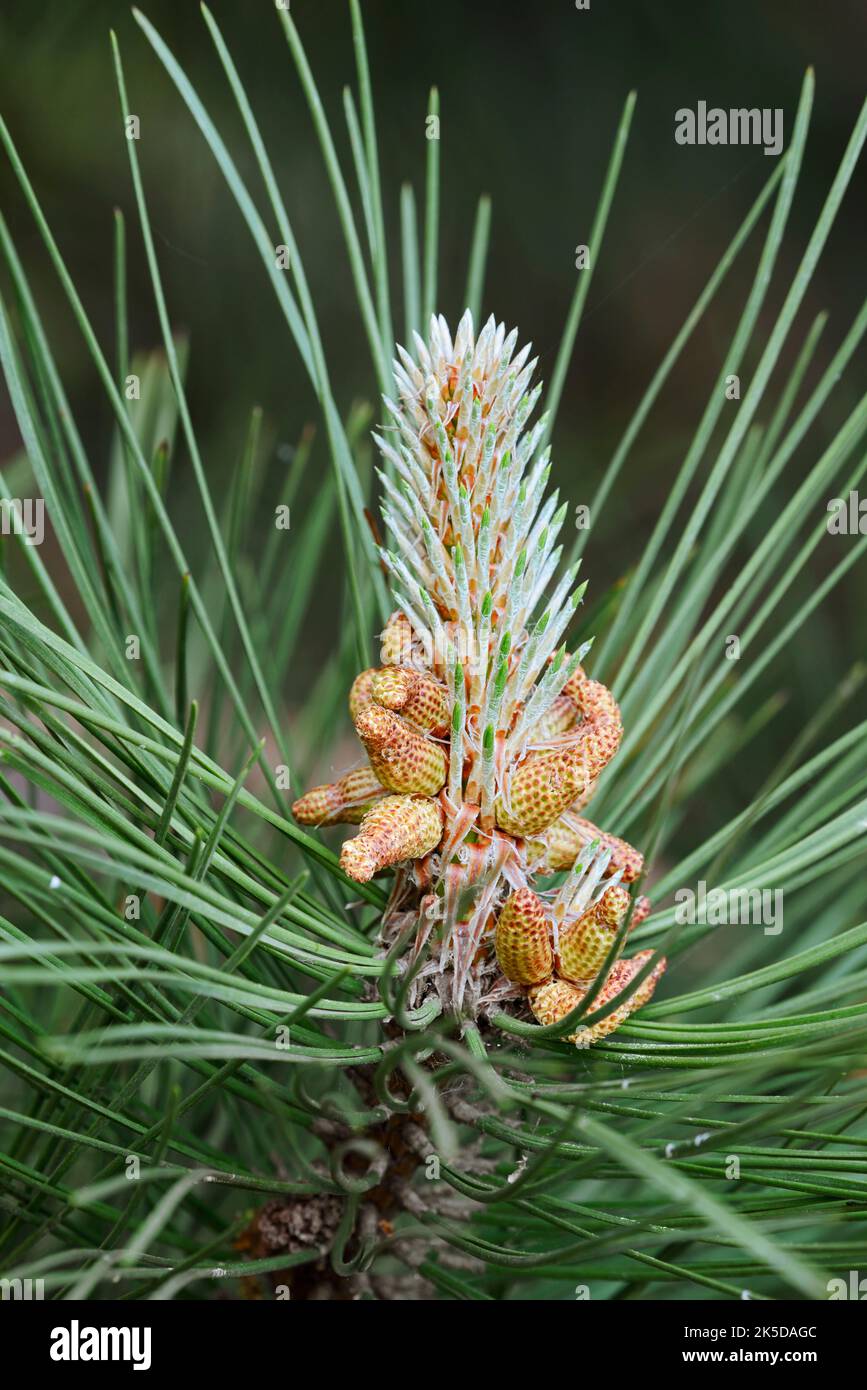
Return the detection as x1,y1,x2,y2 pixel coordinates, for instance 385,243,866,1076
0,4,866,1300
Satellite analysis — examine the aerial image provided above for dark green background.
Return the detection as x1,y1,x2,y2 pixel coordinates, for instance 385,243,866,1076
1,0,864,819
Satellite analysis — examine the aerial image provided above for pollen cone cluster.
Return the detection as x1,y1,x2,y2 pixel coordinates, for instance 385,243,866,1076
292,311,665,1044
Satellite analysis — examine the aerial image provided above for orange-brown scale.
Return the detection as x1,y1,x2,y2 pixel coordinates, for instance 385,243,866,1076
339,795,443,883
355,704,448,797
529,951,666,1045
547,815,644,882
370,666,450,737
557,883,633,982
494,887,553,985
292,763,385,828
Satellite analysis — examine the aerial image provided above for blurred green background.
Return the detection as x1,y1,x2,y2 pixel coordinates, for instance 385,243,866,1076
0,0,865,848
